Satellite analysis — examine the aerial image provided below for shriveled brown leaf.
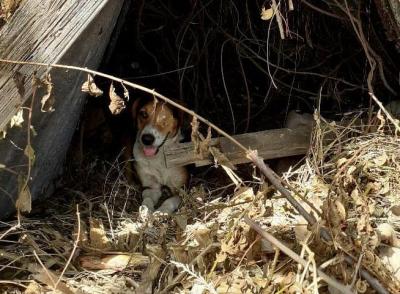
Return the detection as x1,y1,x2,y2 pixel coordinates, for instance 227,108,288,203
40,73,55,112
210,146,236,170
108,83,126,115
377,109,385,132
169,244,193,265
137,245,166,294
13,71,26,100
81,74,103,97
10,108,24,128
355,279,368,293
376,223,396,246
391,205,400,216
261,7,274,20
89,218,112,250
1,0,22,19
16,175,31,213
31,72,55,112
24,144,35,165
24,280,42,294
191,117,212,159
0,127,6,139
336,157,347,168
372,152,388,167
122,82,129,100
28,264,75,294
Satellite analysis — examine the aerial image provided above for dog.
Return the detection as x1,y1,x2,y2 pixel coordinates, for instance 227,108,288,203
130,97,188,214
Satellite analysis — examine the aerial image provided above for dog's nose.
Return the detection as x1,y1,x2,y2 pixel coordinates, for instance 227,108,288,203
141,134,155,145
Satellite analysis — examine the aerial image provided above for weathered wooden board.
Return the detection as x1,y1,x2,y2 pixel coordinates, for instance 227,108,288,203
374,0,400,52
164,128,311,168
0,0,125,218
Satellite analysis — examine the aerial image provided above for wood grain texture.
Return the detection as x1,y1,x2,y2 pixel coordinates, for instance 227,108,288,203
0,0,124,217
164,128,311,167
374,0,400,52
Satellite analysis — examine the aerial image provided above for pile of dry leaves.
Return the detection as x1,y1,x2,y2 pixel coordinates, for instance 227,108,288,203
0,113,400,294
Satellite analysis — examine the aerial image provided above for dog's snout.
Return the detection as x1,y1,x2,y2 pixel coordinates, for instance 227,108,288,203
141,134,155,146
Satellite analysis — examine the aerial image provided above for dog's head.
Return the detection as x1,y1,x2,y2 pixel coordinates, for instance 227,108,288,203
132,97,183,157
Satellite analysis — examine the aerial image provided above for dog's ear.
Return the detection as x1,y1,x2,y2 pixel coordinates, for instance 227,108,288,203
172,101,187,131
131,98,143,121
176,108,185,129
173,104,190,141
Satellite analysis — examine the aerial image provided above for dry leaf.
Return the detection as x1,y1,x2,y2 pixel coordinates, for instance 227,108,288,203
40,73,55,112
261,7,274,20
376,109,385,132
1,0,22,19
137,245,166,294
324,199,346,228
191,117,212,159
210,146,236,170
28,264,74,294
79,253,149,270
16,175,31,213
191,116,200,144
30,125,37,137
391,205,400,216
31,71,42,90
81,74,103,97
13,71,25,99
10,108,24,128
0,128,6,139
372,152,388,167
122,82,129,100
24,144,35,165
89,218,112,250
169,244,190,264
337,157,347,168
351,188,363,206
175,214,188,231
24,280,42,294
355,279,368,293
376,223,395,246
108,83,126,115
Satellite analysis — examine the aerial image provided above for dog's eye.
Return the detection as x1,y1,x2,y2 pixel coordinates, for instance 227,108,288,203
139,110,148,119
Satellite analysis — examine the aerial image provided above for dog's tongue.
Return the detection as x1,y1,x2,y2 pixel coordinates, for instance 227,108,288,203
143,146,157,157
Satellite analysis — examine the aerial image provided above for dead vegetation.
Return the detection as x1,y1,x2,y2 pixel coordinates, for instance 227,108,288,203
1,108,400,293
0,0,400,293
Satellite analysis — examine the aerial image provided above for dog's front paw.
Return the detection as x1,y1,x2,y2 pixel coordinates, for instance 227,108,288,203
156,196,181,215
141,196,156,212
142,188,162,211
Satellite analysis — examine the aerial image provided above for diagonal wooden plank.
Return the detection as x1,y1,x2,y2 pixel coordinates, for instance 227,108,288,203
0,0,111,131
0,0,125,218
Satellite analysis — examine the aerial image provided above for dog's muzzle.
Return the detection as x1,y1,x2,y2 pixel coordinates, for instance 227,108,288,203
140,132,169,157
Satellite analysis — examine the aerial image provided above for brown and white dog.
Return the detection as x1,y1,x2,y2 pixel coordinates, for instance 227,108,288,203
131,97,188,214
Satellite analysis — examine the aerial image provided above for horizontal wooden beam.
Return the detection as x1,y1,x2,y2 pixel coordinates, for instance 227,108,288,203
164,127,311,168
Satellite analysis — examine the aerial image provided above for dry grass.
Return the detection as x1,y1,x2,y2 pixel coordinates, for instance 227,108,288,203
0,112,399,294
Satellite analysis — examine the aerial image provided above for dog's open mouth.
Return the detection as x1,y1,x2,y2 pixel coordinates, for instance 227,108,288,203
141,132,170,157
143,146,158,157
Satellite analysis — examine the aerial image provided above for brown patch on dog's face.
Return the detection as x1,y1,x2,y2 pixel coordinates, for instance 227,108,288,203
135,100,179,136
